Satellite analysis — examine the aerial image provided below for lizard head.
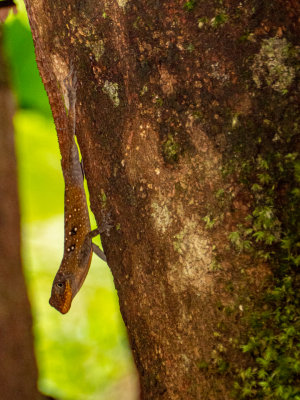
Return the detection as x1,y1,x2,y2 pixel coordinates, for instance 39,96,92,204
49,272,74,314
49,247,93,314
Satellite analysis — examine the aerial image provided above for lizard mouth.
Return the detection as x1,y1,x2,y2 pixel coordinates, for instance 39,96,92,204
49,280,73,314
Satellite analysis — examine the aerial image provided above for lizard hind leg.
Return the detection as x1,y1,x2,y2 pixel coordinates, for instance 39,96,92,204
85,228,108,262
87,211,113,262
92,243,107,262
80,159,85,179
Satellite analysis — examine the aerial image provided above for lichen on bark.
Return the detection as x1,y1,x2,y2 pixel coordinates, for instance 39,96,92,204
251,37,297,93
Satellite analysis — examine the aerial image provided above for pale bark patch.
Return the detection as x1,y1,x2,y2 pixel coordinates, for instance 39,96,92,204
158,65,177,96
116,0,129,8
123,118,161,185
170,221,214,293
51,54,70,109
151,200,173,234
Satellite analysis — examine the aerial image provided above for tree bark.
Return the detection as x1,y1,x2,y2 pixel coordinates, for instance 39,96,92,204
23,1,299,399
0,28,40,400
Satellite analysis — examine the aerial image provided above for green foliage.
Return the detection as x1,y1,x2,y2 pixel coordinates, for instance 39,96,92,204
162,133,181,164
218,359,230,373
3,19,52,117
184,0,196,12
186,43,195,52
15,111,63,222
198,17,209,29
100,189,107,208
229,229,253,252
203,214,216,229
211,12,228,28
234,277,300,399
215,188,225,199
197,360,209,370
154,95,163,107
230,149,300,398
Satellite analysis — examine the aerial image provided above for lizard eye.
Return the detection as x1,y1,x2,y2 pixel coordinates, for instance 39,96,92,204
56,282,64,288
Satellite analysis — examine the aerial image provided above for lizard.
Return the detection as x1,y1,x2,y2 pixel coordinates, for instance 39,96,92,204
49,67,110,314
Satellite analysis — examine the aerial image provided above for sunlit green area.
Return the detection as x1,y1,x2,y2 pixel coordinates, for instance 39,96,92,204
3,3,137,399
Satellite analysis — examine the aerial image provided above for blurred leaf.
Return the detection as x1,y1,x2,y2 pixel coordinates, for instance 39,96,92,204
14,110,63,222
3,18,52,116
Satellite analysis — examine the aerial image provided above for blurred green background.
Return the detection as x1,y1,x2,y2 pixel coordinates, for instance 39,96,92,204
3,2,137,399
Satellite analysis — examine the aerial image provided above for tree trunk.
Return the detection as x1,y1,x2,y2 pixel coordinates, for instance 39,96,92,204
24,1,299,399
0,28,40,400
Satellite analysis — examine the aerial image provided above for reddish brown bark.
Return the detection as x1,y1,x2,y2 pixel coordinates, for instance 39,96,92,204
0,28,40,400
23,1,299,399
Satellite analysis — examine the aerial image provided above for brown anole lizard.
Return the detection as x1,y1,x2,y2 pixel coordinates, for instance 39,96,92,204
49,68,110,314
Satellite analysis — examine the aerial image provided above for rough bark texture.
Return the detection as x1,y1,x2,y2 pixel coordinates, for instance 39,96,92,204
0,28,40,400
23,1,299,399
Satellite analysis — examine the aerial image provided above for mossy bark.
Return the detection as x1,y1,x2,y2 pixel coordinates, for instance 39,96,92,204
24,1,299,398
